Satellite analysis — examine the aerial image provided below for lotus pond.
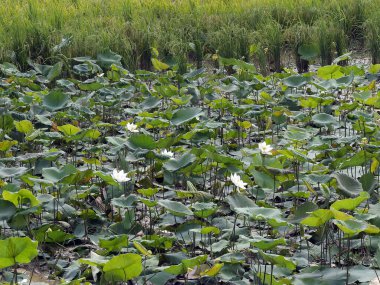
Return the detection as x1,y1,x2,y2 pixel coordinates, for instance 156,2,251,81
1,53,380,285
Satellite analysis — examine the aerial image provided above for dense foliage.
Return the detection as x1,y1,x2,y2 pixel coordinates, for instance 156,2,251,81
0,53,380,284
2,0,380,71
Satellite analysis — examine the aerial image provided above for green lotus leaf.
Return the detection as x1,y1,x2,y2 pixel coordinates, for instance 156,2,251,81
103,253,143,282
0,237,38,269
158,200,193,217
333,173,363,197
171,107,203,126
43,90,70,111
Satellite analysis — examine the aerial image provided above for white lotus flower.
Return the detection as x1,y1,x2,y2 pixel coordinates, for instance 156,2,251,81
258,141,273,155
161,149,174,158
19,279,28,285
111,169,130,183
126,122,138,133
230,173,247,190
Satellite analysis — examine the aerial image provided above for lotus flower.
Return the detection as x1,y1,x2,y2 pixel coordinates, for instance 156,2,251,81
258,141,273,155
230,173,247,190
111,169,130,183
161,149,174,158
126,123,138,133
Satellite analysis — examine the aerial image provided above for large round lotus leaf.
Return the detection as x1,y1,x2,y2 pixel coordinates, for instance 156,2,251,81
317,65,343,79
99,235,128,252
333,173,363,197
314,79,338,90
346,265,379,283
158,200,193,217
73,63,96,76
111,195,139,208
43,90,70,111
103,253,143,281
171,107,203,126
126,134,156,150
96,50,122,69
226,193,256,211
42,165,77,183
139,96,162,110
312,113,337,126
0,167,28,178
163,153,196,172
293,267,346,285
57,124,81,136
78,81,103,91
336,73,354,87
333,219,373,236
2,189,40,207
251,207,283,221
0,237,38,269
283,75,310,88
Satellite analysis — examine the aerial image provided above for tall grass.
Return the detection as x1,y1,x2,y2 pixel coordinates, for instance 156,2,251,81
364,10,380,64
258,20,283,72
285,23,314,72
0,0,379,70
